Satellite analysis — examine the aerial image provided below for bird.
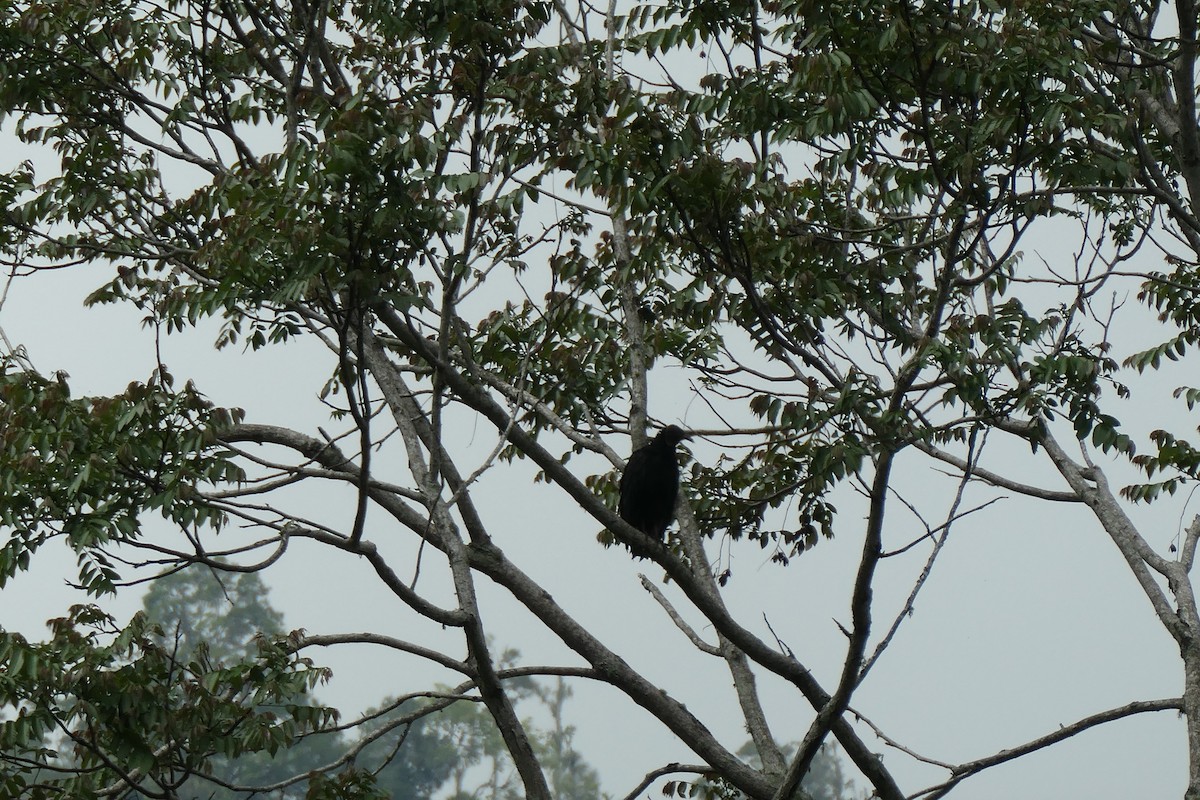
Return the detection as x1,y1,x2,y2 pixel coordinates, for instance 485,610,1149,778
618,425,691,555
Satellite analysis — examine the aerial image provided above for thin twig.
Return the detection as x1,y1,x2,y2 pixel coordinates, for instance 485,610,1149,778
640,575,721,655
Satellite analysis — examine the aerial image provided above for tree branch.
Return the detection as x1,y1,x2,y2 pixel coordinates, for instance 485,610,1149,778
911,698,1184,799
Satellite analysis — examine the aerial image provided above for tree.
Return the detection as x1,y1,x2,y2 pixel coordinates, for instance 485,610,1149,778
0,604,345,799
528,679,606,800
1,0,1199,798
143,568,284,663
362,675,608,800
139,568,356,800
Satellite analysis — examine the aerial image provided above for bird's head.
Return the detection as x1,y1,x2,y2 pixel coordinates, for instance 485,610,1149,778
657,425,692,446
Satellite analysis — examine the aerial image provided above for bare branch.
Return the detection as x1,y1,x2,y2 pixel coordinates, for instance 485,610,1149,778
913,440,1083,503
910,698,1184,799
294,632,471,675
639,574,721,655
621,763,715,800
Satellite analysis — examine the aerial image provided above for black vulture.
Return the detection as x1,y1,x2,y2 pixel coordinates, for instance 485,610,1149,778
618,425,691,553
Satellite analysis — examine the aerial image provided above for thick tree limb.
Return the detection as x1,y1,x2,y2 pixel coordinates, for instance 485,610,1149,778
375,300,904,800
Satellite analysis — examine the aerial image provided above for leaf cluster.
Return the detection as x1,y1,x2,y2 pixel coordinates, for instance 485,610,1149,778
0,362,244,594
0,604,340,799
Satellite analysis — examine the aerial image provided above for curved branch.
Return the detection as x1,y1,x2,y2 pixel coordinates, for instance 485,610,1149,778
294,632,470,675
621,763,715,800
911,697,1184,799
639,574,721,655
220,424,470,627
913,440,1082,502
287,528,467,627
